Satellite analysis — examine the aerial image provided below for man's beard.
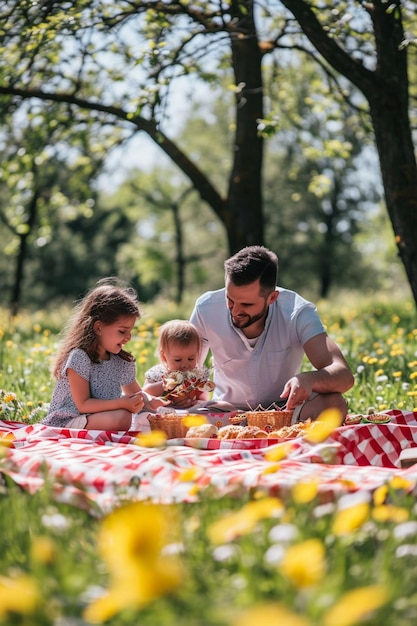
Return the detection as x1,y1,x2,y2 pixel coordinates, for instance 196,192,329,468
230,302,269,330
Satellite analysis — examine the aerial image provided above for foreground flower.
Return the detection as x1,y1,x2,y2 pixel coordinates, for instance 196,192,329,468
233,602,311,626
264,441,295,462
30,536,57,564
83,502,183,623
0,432,14,449
292,479,319,503
0,574,39,618
280,538,326,588
182,414,208,428
372,504,409,523
208,497,283,544
304,408,342,443
322,585,389,626
135,430,167,447
332,502,370,535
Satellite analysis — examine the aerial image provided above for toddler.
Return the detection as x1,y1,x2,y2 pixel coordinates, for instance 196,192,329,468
143,319,213,409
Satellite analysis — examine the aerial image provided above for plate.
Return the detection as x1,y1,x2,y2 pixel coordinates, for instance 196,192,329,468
361,414,391,424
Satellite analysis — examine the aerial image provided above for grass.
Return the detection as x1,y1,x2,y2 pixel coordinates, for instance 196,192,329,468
0,296,417,625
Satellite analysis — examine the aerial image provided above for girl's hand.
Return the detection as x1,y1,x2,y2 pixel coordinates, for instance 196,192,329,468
123,392,145,413
145,395,170,411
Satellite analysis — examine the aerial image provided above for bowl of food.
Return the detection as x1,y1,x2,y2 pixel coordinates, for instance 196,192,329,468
362,413,391,424
344,414,363,425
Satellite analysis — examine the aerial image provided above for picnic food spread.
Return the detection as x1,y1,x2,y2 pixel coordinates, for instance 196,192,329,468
150,410,319,441
149,404,395,444
184,420,315,440
344,408,392,425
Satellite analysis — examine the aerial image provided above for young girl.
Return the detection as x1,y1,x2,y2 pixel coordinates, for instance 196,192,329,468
42,279,166,431
143,319,213,409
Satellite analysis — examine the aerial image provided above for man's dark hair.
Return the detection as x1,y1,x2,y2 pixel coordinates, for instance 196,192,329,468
224,246,278,295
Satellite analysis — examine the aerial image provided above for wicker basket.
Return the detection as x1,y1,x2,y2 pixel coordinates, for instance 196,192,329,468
245,410,293,433
147,414,188,439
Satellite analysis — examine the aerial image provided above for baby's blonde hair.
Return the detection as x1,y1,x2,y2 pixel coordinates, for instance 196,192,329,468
158,320,202,355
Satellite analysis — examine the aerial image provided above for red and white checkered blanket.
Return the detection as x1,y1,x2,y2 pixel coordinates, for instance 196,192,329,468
1,410,417,515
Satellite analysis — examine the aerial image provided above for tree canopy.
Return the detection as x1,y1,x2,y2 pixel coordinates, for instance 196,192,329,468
0,1,416,303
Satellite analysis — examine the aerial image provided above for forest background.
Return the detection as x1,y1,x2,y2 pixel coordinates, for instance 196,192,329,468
0,1,416,316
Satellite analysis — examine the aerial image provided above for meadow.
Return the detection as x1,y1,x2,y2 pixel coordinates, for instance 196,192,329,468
0,296,417,625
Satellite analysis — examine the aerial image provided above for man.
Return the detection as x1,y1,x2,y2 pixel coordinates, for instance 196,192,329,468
190,245,354,421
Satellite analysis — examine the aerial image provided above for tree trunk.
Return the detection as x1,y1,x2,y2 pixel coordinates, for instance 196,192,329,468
10,186,39,316
368,92,417,304
171,200,185,305
318,177,341,299
226,0,265,253
365,1,417,304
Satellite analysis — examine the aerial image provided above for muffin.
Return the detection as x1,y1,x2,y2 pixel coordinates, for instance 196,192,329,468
186,424,218,438
217,425,244,439
236,426,268,439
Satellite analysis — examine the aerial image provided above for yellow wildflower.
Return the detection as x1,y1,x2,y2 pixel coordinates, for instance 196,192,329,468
332,502,369,535
244,497,284,520
373,485,388,506
372,505,409,523
304,408,342,443
178,467,203,482
31,536,57,564
208,498,283,544
135,430,167,447
323,585,389,626
0,575,39,618
292,479,319,503
389,475,414,491
187,484,200,497
262,463,281,475
3,393,16,403
265,441,294,462
0,432,15,450
83,502,182,623
182,414,207,428
280,538,326,588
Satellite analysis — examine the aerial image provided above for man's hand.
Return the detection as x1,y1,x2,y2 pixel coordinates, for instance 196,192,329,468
280,373,313,410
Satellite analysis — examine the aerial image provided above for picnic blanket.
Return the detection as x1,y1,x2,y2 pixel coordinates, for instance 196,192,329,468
1,409,417,516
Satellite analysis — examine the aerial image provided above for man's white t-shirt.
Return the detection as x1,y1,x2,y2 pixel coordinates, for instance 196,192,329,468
190,287,325,411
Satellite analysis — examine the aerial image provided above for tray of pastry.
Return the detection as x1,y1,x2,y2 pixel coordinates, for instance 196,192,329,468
166,421,311,449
